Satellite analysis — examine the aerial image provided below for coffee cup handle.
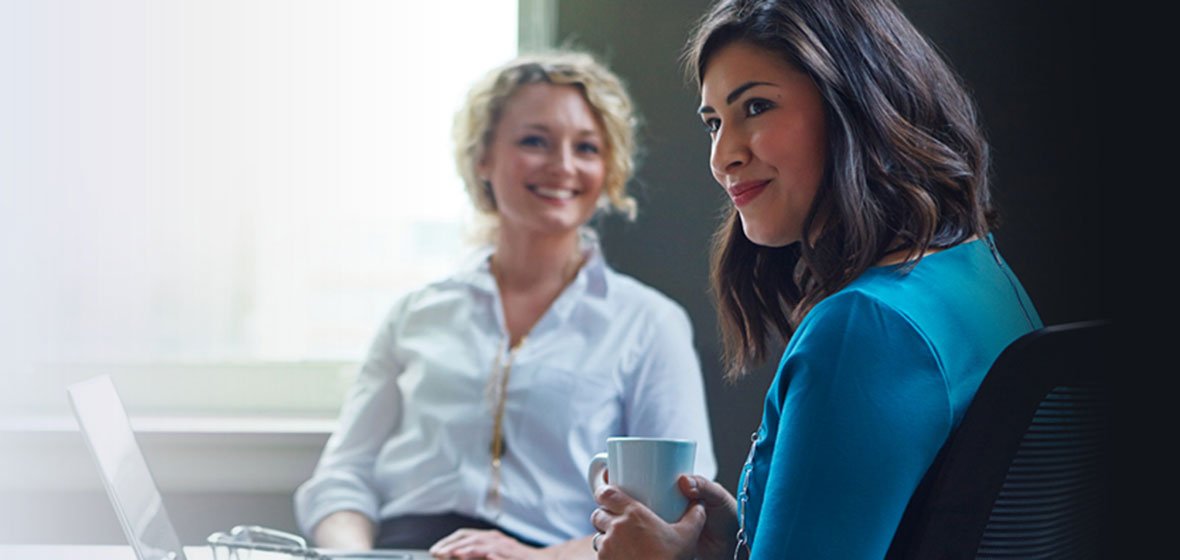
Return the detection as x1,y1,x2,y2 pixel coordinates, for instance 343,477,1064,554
587,452,608,494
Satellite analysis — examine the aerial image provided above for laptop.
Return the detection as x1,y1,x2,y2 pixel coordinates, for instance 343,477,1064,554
67,374,411,560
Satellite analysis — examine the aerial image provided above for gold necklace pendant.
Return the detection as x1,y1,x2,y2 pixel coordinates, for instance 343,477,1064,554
486,337,524,516
482,248,582,514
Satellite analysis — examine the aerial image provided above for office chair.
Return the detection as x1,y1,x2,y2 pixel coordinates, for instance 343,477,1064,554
886,320,1113,559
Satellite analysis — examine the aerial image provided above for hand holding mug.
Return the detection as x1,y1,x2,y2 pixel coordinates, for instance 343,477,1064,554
590,475,738,560
590,480,704,560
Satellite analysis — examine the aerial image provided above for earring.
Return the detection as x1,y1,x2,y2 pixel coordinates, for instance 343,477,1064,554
483,180,496,209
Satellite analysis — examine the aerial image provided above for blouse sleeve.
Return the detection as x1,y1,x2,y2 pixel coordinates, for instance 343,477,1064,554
619,300,718,480
292,298,409,537
750,291,952,558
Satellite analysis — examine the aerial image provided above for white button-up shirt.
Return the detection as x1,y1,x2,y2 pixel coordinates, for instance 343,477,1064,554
294,240,717,545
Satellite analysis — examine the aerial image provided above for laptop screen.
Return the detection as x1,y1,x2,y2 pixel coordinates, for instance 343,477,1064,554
68,375,186,560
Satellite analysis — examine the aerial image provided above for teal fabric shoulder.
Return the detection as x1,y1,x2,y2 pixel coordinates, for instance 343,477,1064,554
739,238,1040,558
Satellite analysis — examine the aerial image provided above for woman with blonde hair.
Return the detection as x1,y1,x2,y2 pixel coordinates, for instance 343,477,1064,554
295,51,716,559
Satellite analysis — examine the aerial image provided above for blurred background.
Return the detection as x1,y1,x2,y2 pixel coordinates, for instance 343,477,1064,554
0,0,1102,546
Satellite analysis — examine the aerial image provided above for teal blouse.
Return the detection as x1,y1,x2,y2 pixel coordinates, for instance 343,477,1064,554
738,237,1041,558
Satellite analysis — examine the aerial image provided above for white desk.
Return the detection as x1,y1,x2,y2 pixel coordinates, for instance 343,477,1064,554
0,545,432,559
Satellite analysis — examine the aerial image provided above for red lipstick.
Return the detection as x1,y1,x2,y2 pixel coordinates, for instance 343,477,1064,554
727,180,769,207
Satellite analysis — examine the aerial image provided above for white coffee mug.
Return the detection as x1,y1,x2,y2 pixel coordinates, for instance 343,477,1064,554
586,437,697,523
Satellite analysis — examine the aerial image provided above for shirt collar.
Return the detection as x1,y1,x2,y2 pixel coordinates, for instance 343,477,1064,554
451,229,610,300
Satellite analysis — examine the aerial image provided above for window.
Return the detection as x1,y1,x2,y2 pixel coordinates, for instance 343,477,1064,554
0,0,523,415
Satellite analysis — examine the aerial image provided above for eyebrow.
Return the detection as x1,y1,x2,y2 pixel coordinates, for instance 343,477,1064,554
519,123,601,137
697,81,775,114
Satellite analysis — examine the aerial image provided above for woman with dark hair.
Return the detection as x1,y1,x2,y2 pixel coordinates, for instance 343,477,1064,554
589,0,1041,558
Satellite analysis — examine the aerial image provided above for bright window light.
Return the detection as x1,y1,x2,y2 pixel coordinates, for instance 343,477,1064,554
0,0,519,366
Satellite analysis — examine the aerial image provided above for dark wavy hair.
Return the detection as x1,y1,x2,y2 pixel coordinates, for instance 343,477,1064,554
686,0,996,379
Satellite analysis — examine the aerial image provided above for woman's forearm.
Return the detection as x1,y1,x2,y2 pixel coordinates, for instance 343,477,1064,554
312,510,376,550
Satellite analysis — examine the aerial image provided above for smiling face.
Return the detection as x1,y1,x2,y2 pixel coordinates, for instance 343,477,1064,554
478,82,607,241
699,41,828,247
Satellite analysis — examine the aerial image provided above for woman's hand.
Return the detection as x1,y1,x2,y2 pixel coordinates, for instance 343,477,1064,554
428,528,549,560
589,483,705,560
676,475,739,560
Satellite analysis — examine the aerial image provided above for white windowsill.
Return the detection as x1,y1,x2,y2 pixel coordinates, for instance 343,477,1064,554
0,414,336,494
0,414,338,435
1,361,358,495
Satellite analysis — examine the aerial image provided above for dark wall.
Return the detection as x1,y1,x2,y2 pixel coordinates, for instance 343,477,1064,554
551,0,1103,493
898,0,1104,325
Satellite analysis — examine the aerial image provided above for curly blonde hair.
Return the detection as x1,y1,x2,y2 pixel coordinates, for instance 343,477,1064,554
453,51,639,235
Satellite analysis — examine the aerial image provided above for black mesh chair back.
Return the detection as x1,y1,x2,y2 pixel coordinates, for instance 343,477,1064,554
886,320,1113,559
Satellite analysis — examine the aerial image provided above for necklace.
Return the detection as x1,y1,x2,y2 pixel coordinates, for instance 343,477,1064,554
483,249,586,514
485,337,524,515
733,431,757,560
